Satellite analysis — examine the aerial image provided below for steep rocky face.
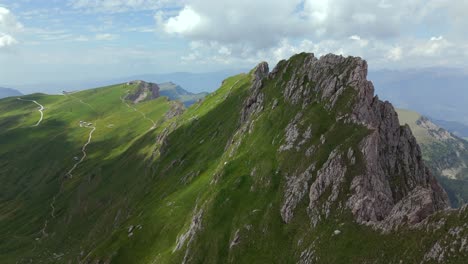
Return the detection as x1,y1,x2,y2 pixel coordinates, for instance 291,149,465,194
246,53,449,230
396,109,468,207
240,62,269,124
125,80,160,103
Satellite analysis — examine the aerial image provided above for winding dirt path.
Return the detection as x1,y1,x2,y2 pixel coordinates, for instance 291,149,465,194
66,124,96,178
17,98,45,126
121,92,157,130
33,95,98,245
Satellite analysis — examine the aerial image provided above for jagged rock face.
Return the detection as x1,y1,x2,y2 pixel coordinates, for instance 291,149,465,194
248,53,449,230
165,101,185,119
308,149,347,226
125,80,160,104
240,62,269,124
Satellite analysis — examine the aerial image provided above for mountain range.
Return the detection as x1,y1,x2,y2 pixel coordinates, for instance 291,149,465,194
8,69,245,95
8,67,468,139
0,87,22,99
158,82,208,107
0,53,466,263
369,68,468,129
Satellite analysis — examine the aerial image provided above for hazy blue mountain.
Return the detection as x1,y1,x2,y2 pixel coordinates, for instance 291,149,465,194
158,82,208,107
10,69,247,95
128,70,247,93
432,119,468,139
0,87,22,99
369,67,468,126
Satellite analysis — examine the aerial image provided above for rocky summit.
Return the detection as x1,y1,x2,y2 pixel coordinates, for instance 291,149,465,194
0,53,466,263
125,80,161,104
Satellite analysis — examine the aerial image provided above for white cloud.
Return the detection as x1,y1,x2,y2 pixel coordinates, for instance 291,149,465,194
156,0,468,69
349,35,369,47
164,6,201,34
0,33,17,48
386,46,403,61
0,7,22,49
0,7,23,32
95,33,119,41
410,36,452,57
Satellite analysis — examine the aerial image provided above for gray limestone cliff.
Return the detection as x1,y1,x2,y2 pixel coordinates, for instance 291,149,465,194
245,53,449,231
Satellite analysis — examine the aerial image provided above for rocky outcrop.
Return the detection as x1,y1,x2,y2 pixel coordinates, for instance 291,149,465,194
250,53,449,230
240,62,269,124
281,162,316,223
308,149,347,226
165,101,185,119
125,80,160,104
174,206,203,255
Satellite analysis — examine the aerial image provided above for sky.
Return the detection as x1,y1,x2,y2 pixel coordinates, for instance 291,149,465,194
1,0,468,86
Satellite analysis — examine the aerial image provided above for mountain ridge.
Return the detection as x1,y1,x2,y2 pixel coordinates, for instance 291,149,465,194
0,87,22,99
0,53,466,263
249,53,449,230
369,68,468,126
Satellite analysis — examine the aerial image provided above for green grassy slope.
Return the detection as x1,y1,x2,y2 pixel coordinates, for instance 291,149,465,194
396,109,468,207
87,54,466,264
1,55,467,263
0,83,174,263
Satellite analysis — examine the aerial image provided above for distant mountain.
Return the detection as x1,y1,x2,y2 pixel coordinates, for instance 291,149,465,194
128,70,247,94
432,119,468,139
158,82,208,107
10,69,246,95
0,87,22,99
397,108,468,207
369,68,468,126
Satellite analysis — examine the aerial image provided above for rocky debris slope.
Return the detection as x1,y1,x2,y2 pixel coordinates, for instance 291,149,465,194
125,80,160,104
245,53,449,231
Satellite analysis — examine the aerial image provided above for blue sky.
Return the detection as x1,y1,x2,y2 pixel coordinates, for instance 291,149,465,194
1,0,467,86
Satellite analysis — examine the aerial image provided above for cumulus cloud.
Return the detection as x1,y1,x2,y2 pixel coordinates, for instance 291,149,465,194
0,7,22,49
0,33,17,48
0,7,23,32
156,0,468,69
158,0,449,44
164,6,201,34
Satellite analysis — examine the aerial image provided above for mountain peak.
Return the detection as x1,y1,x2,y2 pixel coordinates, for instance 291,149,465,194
124,80,160,104
245,52,449,230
